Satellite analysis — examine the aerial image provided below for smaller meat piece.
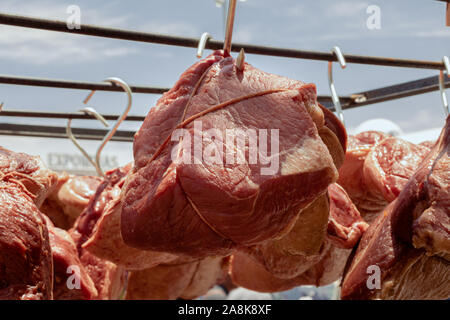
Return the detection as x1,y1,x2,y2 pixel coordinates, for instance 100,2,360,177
0,182,53,300
337,131,389,220
338,133,431,223
44,216,97,300
70,166,131,300
0,147,59,300
0,146,58,207
41,174,102,229
363,137,430,203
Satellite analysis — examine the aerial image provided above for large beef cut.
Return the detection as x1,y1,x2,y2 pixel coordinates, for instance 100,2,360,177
230,183,368,292
341,116,450,300
70,166,130,300
0,147,57,299
338,133,430,223
41,174,102,229
121,50,342,258
126,256,229,300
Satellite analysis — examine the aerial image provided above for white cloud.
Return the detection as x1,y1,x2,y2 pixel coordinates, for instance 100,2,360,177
397,108,443,132
414,29,450,38
0,0,137,65
138,21,199,37
0,0,130,26
283,3,307,18
234,28,254,43
325,1,369,18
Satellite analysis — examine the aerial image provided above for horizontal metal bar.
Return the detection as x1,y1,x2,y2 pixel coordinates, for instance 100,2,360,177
0,101,339,120
0,110,146,121
0,74,345,111
0,74,348,106
0,13,446,70
342,74,450,110
0,74,448,140
0,123,134,142
1,75,448,120
0,74,168,94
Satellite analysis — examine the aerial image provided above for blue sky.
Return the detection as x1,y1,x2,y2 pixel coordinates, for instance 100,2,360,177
0,0,449,135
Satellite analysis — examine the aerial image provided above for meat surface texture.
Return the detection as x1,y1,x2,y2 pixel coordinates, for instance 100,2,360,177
82,176,177,270
239,194,330,280
41,174,102,229
126,256,229,300
70,166,131,300
341,116,450,300
0,147,57,300
337,131,389,221
121,50,340,258
0,182,53,300
363,137,430,204
338,133,431,223
230,183,368,292
0,147,58,207
45,216,97,300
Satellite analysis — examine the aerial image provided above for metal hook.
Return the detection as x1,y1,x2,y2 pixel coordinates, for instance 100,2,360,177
84,77,133,176
223,0,237,56
328,46,347,126
438,56,449,116
66,107,109,177
236,48,245,71
197,32,212,58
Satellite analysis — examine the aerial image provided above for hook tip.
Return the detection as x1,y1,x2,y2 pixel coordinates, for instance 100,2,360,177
236,48,245,71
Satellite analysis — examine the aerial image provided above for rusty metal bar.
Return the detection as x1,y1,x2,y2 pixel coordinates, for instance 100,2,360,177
0,13,446,70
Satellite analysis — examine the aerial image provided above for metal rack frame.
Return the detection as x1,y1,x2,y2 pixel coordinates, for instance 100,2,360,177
0,13,447,70
0,13,449,141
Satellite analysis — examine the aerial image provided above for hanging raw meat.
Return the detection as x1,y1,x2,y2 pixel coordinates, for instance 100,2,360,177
363,137,430,203
70,166,131,300
0,147,58,206
0,182,53,300
41,174,102,229
237,194,330,280
44,216,97,300
83,105,345,271
0,147,58,299
338,133,431,223
341,116,450,300
126,256,230,300
82,172,177,270
337,131,389,221
121,50,343,258
229,183,368,292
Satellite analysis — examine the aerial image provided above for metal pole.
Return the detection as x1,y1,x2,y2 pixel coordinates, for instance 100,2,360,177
0,13,445,70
